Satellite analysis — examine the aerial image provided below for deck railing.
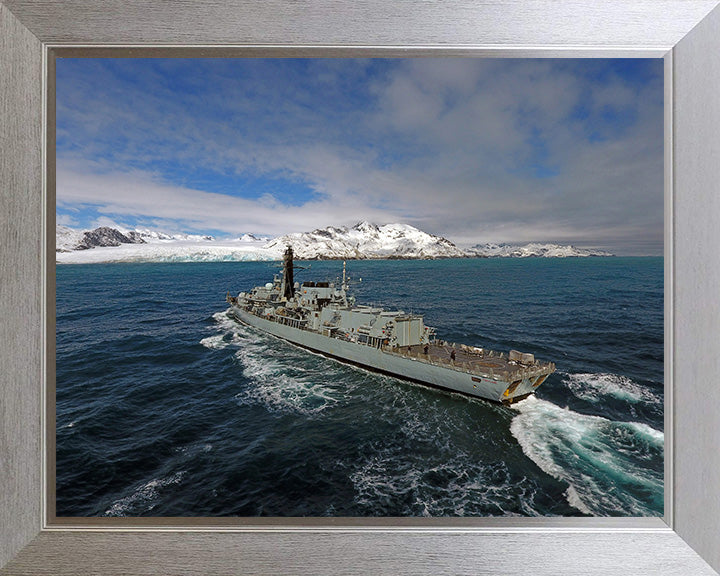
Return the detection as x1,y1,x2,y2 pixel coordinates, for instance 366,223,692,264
239,305,553,381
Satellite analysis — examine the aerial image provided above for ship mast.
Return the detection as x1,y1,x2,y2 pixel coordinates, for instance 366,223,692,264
280,245,295,300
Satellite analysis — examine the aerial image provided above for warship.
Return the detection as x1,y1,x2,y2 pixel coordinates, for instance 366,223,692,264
226,246,555,403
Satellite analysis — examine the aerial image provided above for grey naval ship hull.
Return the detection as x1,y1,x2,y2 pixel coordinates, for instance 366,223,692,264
228,306,548,403
226,246,554,404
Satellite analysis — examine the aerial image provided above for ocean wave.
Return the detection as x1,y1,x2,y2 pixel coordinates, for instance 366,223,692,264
510,395,663,516
204,309,366,416
562,372,662,405
349,448,542,517
103,471,185,516
232,331,351,417
233,370,341,416
345,395,546,516
199,334,230,349
201,311,267,348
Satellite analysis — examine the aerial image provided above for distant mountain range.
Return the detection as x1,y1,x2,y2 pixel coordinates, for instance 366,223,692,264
55,222,614,263
56,225,253,252
467,242,614,258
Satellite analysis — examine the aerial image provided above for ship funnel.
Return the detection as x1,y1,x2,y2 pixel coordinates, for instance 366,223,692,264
280,245,295,299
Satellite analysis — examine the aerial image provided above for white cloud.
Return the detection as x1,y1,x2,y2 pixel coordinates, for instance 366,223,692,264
57,165,394,237
56,213,78,227
56,59,663,254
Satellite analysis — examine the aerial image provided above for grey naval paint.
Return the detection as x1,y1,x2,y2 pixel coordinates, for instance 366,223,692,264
227,247,555,403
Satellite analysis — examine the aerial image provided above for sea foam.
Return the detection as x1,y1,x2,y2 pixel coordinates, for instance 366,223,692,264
104,471,185,516
563,372,662,405
510,395,663,516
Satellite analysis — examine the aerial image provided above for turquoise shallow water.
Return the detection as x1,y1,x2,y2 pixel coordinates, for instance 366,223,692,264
56,257,663,517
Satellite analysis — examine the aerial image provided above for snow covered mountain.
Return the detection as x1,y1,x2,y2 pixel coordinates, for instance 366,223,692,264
55,223,613,263
74,226,146,250
55,225,270,264
468,242,614,258
264,221,466,260
56,225,218,253
232,233,269,243
56,225,87,253
132,228,217,242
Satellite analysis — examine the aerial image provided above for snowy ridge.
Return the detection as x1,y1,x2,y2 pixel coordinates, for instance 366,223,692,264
56,224,271,264
74,226,146,250
56,225,86,253
468,242,613,258
133,228,216,242
232,233,270,243
265,221,466,260
56,223,614,263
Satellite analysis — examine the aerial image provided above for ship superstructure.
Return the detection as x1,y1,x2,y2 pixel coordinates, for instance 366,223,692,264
226,246,555,403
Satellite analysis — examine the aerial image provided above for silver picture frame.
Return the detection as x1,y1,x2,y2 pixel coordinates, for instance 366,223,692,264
2,1,719,574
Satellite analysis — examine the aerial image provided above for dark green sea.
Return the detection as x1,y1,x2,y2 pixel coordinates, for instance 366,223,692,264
56,257,663,517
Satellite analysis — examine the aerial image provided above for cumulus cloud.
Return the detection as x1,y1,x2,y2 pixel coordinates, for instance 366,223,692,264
56,58,663,254
56,164,393,237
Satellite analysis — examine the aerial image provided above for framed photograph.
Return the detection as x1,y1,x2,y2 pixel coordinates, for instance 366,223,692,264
2,1,720,574
50,54,667,522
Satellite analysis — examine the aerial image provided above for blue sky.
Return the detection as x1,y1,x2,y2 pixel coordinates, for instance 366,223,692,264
56,58,663,254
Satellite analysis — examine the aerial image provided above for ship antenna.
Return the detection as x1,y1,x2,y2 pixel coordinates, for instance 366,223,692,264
342,260,347,291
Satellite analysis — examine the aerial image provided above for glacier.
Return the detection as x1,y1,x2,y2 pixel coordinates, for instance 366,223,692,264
55,222,614,264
